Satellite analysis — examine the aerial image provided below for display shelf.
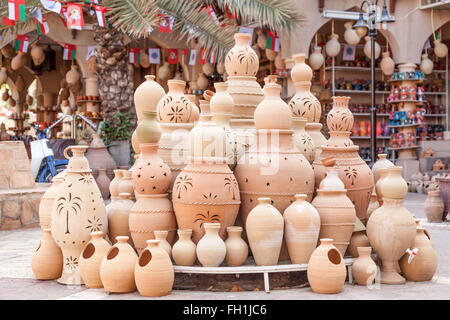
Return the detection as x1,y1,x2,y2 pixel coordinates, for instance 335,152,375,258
388,78,424,83
351,136,391,139
387,100,424,104
388,123,420,128
388,146,421,151
334,89,390,94
423,114,447,117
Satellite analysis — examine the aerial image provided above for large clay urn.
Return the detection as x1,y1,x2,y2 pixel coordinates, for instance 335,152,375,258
307,238,346,294
283,194,320,264
196,223,227,267
225,226,248,267
289,80,321,123
31,229,63,280
424,190,445,222
292,117,315,164
372,153,394,183
51,146,108,285
366,166,416,284
39,173,65,229
79,231,111,288
135,240,174,297
172,229,197,266
399,227,437,282
246,198,284,266
156,79,193,123
352,247,377,286
108,193,134,245
225,33,259,77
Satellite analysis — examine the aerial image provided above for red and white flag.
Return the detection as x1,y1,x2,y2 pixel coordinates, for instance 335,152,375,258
63,44,76,60
167,49,178,64
129,48,140,64
181,49,189,65
3,17,15,26
158,14,174,33
95,6,108,28
210,49,217,64
266,31,280,52
15,34,29,53
199,48,207,65
8,0,26,22
202,5,220,26
32,7,49,35
67,3,84,30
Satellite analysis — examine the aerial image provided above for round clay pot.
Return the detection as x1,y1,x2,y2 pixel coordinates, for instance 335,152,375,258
51,146,108,285
326,34,341,57
109,169,124,201
31,44,45,66
344,21,360,45
246,198,284,266
274,52,286,69
364,36,381,59
380,51,395,76
308,47,324,70
85,136,117,179
372,154,394,184
134,75,166,121
66,65,80,85
79,231,111,288
95,169,111,200
399,228,437,282
265,48,277,61
380,166,408,200
39,174,65,229
307,238,346,294
11,52,25,70
225,33,259,77
158,62,170,80
157,80,193,123
283,194,320,264
289,81,321,123
154,230,172,259
136,110,162,144
375,168,388,205
434,39,448,58
424,190,445,223
202,63,214,76
172,229,197,266
327,96,353,131
352,247,377,286
225,226,248,267
292,117,315,164
196,223,227,267
347,231,370,258
100,236,137,293
135,240,174,297
108,193,134,245
118,171,135,201
32,229,63,280
254,81,292,129
216,61,225,74
256,31,267,50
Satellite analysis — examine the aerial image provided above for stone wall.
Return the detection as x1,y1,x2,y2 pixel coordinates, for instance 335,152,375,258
0,141,35,190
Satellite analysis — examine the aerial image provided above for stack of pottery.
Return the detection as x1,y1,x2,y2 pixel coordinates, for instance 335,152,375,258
372,153,394,183
313,96,374,224
288,53,325,160
172,229,197,266
292,117,315,164
51,146,108,285
79,231,111,288
38,172,65,230
31,228,63,280
173,100,240,243
130,111,176,254
85,133,117,180
367,166,416,284
156,79,195,195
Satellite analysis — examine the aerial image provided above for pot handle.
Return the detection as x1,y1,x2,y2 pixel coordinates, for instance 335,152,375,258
63,146,72,160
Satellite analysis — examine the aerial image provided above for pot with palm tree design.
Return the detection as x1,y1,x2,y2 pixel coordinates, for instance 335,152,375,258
51,146,108,285
292,117,315,164
156,80,193,123
172,101,240,244
326,96,353,132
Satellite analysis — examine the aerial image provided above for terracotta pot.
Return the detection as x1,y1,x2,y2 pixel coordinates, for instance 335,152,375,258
109,169,124,201
136,110,162,144
420,53,433,75
210,82,233,124
32,229,63,280
364,36,381,59
108,193,134,245
375,168,388,206
154,230,172,259
254,81,292,129
326,34,341,57
319,166,345,190
134,75,165,120
11,52,25,70
79,231,111,288
135,240,174,297
347,231,370,258
306,123,327,159
381,54,395,75
367,166,416,284
256,31,267,50
158,62,170,80
307,238,346,293
66,65,80,85
366,190,379,221
227,76,263,120
157,80,193,123
95,169,111,200
202,62,214,76
344,21,360,45
216,61,225,74
225,226,248,267
372,154,394,183
129,193,177,254
327,96,352,131
172,229,197,266
434,39,448,58
352,247,377,286
289,81,321,123
51,146,108,285
85,140,117,179
246,198,284,266
100,236,137,293
225,33,259,77
131,128,140,154
31,44,45,65
274,52,286,69
196,223,227,267
117,170,135,201
308,47,324,70
399,228,437,281
283,194,320,264
140,51,150,68
424,190,445,222
39,173,65,229
292,117,315,164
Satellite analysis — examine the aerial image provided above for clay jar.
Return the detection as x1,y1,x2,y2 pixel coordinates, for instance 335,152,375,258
11,52,26,70
225,33,259,77
225,226,248,267
109,169,124,201
32,229,63,280
372,153,394,183
154,230,172,259
196,223,227,267
135,240,174,297
283,194,320,264
367,189,379,221
352,247,377,286
347,231,370,258
246,198,284,266
172,229,197,266
79,231,111,288
156,79,193,123
375,168,388,205
117,171,135,201
100,236,137,293
51,146,108,285
134,75,165,121
424,190,445,222
307,238,346,294
136,111,162,144
39,174,65,229
96,169,111,200
367,166,416,284
85,134,117,179
292,117,315,164
66,65,80,85
210,82,233,126
108,193,134,245
326,96,353,131
399,228,437,282
319,165,345,190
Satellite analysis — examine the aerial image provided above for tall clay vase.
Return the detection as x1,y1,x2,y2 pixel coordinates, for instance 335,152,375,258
225,33,259,77
375,168,388,206
79,231,111,288
95,169,111,200
32,229,63,280
154,230,172,259
225,226,248,267
39,174,65,229
292,117,315,164
134,75,166,121
399,228,437,282
108,193,134,245
135,240,174,297
326,96,353,131
172,229,197,266
246,198,284,266
352,247,377,286
283,194,320,264
196,223,227,267
424,190,445,223
307,238,346,294
51,146,108,285
367,166,416,284
372,154,394,183
100,236,137,293
117,171,135,201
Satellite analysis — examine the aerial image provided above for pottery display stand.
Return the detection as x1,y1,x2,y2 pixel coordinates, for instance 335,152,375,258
174,257,356,293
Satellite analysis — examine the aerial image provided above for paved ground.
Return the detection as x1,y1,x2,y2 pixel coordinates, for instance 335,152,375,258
0,193,449,300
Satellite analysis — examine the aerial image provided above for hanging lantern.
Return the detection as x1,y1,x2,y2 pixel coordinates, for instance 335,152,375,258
326,34,341,57
158,62,170,80
196,72,208,90
31,44,45,66
0,67,7,85
202,63,214,76
265,49,277,61
66,65,80,85
434,39,448,58
309,46,324,70
380,51,395,76
420,53,433,75
140,51,150,68
344,21,361,45
364,36,381,59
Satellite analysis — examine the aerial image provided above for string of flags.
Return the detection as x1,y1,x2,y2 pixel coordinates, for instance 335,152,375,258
129,48,220,66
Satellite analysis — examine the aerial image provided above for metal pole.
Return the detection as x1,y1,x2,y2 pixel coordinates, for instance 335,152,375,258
369,5,377,165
